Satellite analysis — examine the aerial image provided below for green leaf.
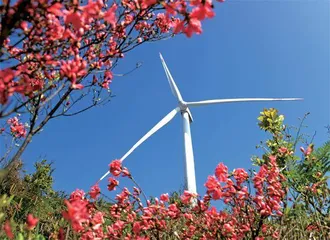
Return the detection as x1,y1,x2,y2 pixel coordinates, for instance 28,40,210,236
16,233,24,240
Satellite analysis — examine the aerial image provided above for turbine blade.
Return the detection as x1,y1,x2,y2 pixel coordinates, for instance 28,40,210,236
159,53,183,102
187,98,303,107
121,107,180,161
98,107,180,182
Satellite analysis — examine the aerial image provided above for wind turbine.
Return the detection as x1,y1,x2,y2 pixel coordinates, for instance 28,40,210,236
97,53,302,195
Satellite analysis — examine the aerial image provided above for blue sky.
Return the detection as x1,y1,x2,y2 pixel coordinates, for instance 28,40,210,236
22,1,329,199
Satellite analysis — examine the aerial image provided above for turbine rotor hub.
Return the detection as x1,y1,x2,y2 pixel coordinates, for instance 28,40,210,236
178,101,188,112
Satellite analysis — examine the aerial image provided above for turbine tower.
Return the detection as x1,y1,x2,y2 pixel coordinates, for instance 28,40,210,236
97,53,302,195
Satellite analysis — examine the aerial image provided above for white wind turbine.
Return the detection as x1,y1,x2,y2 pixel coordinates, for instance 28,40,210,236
97,53,302,195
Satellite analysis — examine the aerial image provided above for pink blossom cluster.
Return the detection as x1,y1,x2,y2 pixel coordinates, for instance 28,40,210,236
253,155,285,217
7,116,27,138
57,155,286,239
62,189,92,232
1,0,225,108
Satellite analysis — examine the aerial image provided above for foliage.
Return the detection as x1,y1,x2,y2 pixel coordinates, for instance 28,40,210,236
0,108,328,239
0,160,68,239
255,108,330,239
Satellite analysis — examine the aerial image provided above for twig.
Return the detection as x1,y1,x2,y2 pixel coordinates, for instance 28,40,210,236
129,175,148,204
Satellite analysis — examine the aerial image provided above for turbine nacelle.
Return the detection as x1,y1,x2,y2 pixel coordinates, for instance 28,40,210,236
178,101,193,122
178,100,188,111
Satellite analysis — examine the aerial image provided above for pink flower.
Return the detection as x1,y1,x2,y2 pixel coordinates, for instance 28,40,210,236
58,228,65,240
0,68,16,104
205,175,220,190
115,188,130,203
142,0,157,8
82,0,103,19
180,190,196,204
113,220,125,231
160,193,169,202
184,213,193,221
300,145,313,156
69,189,85,202
223,223,234,234
278,147,288,154
62,199,90,232
168,203,179,216
91,211,104,230
20,21,29,31
233,168,249,183
7,116,26,138
3,221,14,239
133,221,141,234
121,167,131,177
165,2,181,15
256,237,265,240
89,184,101,200
306,224,319,232
72,83,84,90
211,187,223,200
80,231,95,240
48,3,63,16
104,70,113,80
104,4,117,27
173,20,185,34
109,159,122,176
60,56,87,89
65,11,84,31
10,123,26,138
101,79,111,89
190,2,215,20
108,177,119,191
155,13,172,33
26,214,39,230
184,18,202,37
269,155,277,166
215,163,228,182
